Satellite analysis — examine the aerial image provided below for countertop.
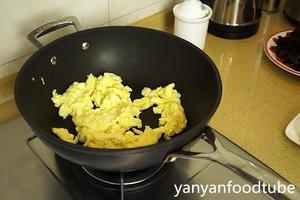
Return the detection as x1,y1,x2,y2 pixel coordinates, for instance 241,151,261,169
1,8,300,188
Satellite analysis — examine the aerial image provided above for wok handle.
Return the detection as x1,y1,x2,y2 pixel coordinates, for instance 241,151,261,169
27,16,81,49
167,128,300,199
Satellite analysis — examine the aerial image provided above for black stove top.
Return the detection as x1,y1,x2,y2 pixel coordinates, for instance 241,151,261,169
27,129,272,200
54,155,198,200
28,135,208,200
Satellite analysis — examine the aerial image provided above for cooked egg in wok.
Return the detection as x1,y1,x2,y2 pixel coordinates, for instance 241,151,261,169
51,72,187,148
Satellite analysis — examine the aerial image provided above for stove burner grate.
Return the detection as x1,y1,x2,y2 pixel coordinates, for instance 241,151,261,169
26,135,212,200
81,164,165,186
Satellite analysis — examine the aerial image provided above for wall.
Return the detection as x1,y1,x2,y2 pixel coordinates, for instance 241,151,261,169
0,0,179,79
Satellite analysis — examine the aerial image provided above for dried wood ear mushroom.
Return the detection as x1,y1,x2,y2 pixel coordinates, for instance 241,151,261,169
270,28,300,71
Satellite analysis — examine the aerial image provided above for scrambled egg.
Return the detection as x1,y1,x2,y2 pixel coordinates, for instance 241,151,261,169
51,73,187,149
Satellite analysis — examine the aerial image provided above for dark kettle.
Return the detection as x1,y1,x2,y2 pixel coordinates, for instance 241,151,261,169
204,0,262,39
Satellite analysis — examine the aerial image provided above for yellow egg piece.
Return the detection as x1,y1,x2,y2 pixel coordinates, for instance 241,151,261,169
51,72,187,148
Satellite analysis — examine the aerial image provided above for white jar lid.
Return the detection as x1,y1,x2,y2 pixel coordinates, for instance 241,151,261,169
174,0,208,19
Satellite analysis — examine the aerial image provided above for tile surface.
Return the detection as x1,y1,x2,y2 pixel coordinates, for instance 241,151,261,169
109,0,160,20
0,0,109,66
110,0,179,26
0,54,32,79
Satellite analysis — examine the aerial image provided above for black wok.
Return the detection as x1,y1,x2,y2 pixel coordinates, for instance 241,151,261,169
14,17,300,199
15,19,221,171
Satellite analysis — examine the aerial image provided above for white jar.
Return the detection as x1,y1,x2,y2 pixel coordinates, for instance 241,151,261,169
173,0,212,50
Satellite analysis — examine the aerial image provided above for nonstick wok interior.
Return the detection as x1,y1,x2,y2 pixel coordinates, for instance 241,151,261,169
15,27,222,171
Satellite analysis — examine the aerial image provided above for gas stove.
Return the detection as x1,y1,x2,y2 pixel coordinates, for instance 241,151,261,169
1,117,285,199
26,126,274,200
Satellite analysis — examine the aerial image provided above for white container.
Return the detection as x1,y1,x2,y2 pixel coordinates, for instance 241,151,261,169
173,0,212,50
285,113,300,146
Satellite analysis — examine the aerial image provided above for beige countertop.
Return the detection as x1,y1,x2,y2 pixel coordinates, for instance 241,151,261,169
1,8,300,187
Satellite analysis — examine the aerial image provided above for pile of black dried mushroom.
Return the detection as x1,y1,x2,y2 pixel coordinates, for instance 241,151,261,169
270,28,300,72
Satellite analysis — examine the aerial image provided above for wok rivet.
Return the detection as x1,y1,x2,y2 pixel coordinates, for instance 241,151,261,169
82,42,90,50
50,56,57,65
